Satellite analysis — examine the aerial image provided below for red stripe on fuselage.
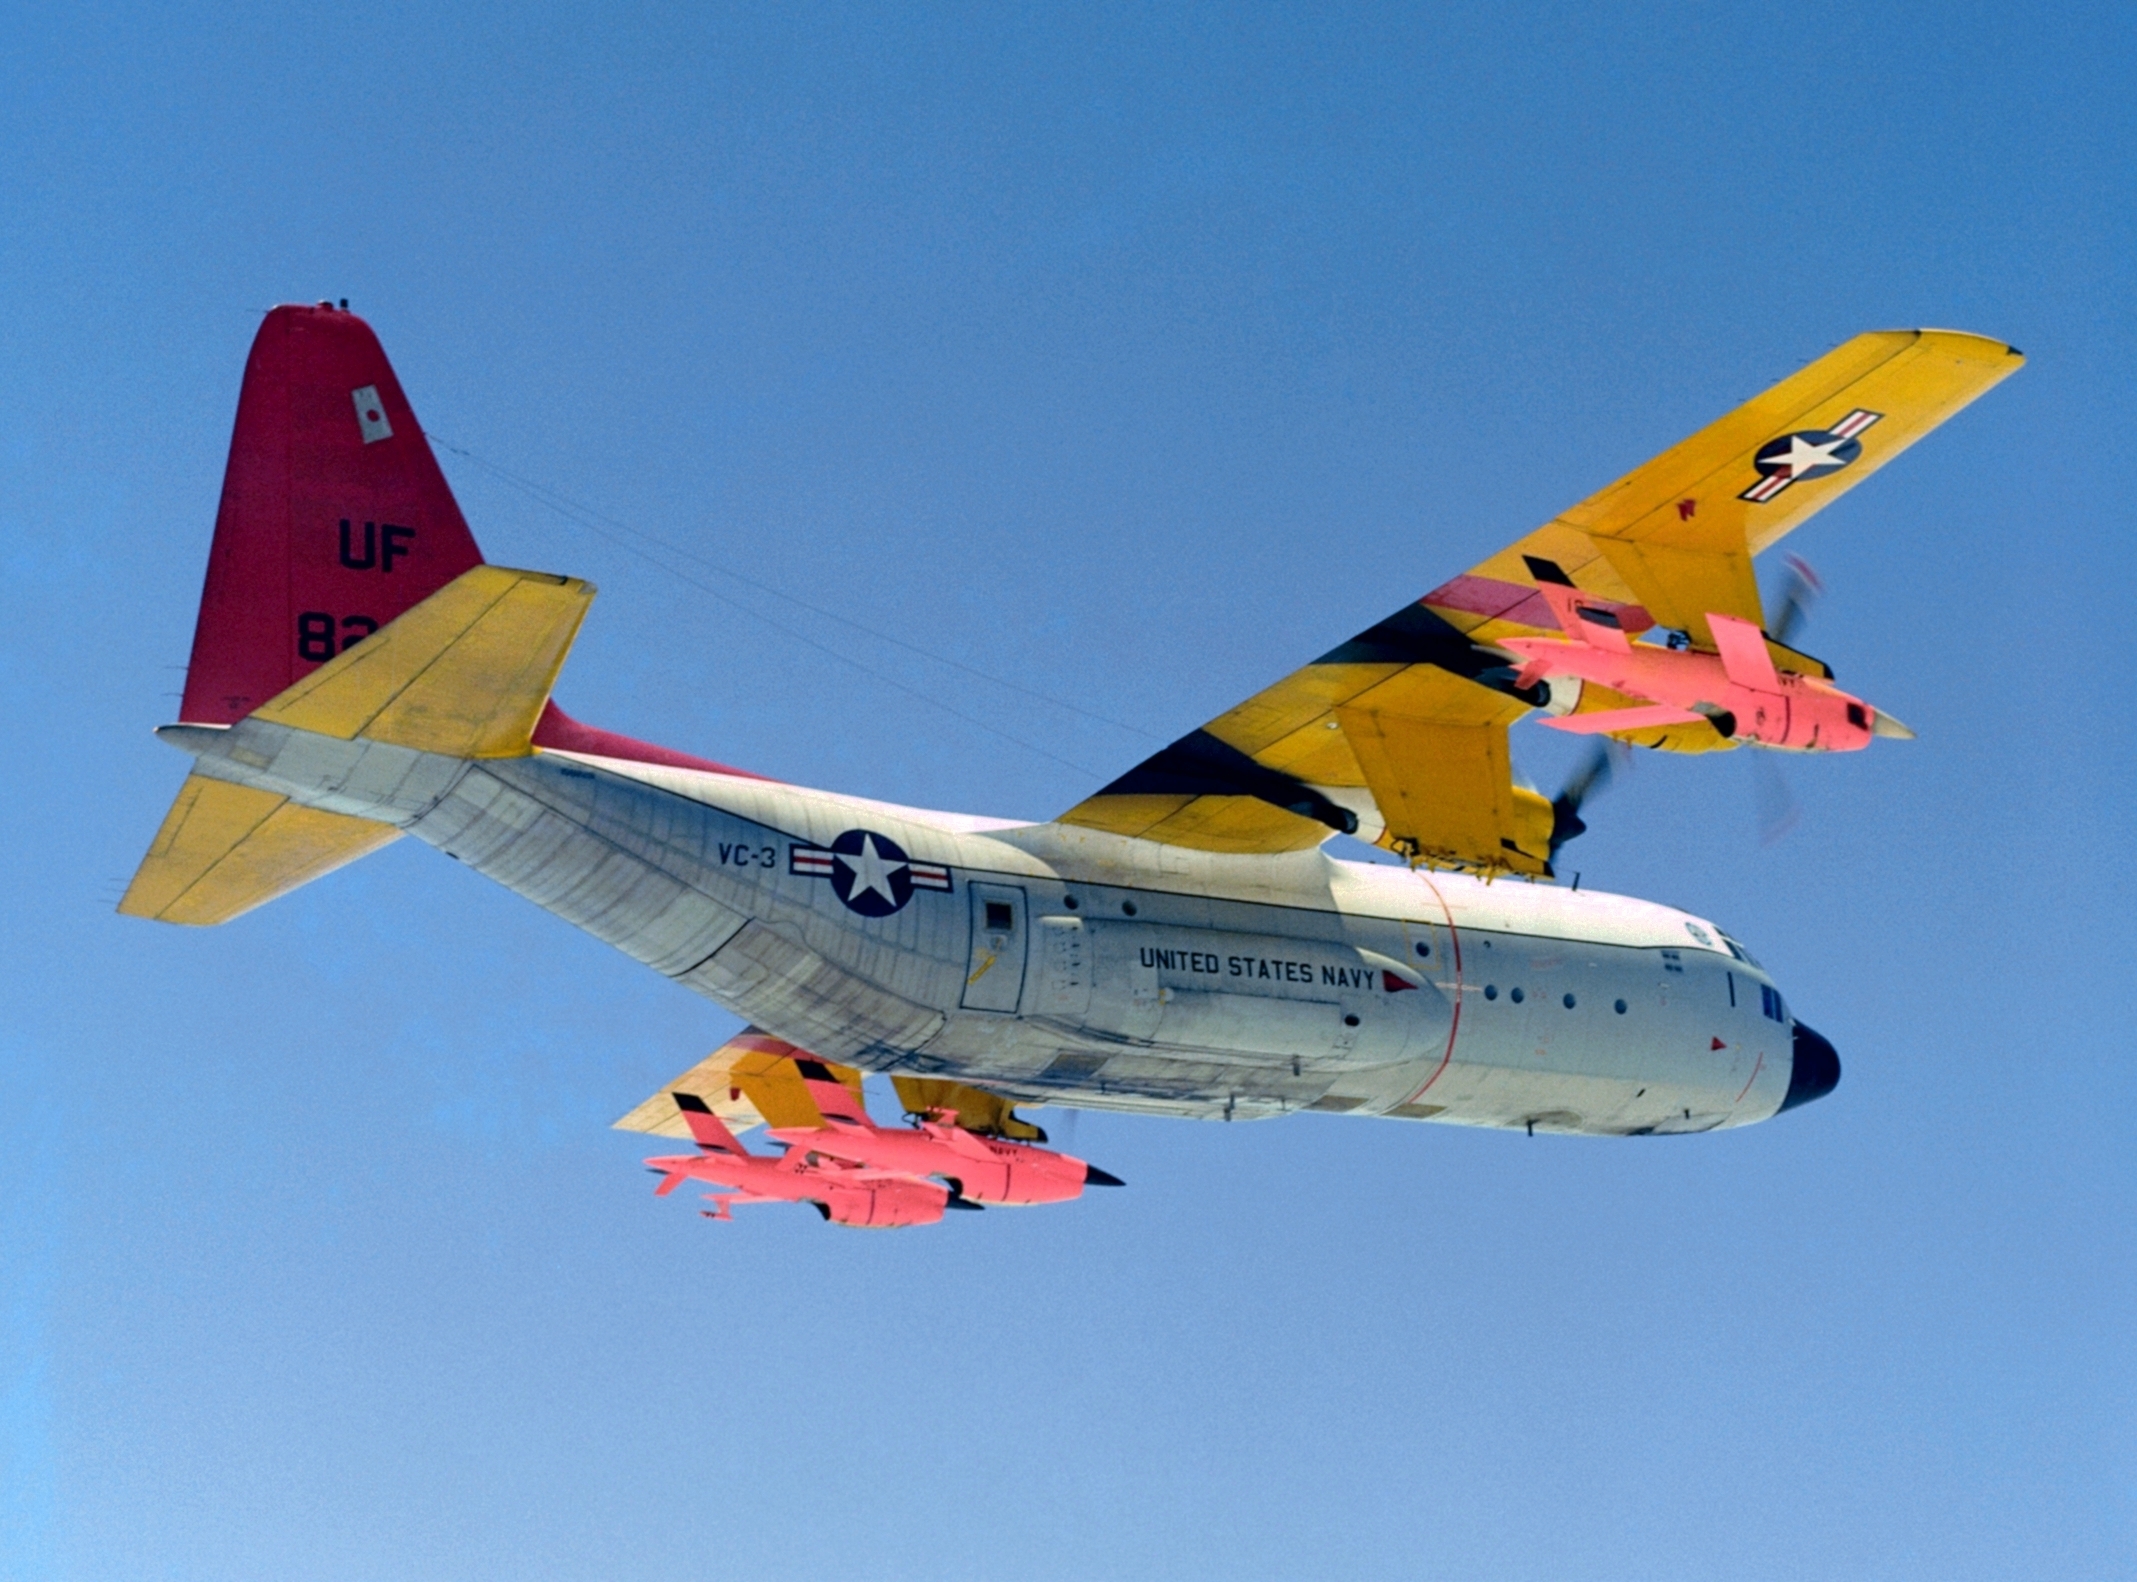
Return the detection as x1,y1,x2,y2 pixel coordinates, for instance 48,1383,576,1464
532,701,778,781
1400,870,1463,1105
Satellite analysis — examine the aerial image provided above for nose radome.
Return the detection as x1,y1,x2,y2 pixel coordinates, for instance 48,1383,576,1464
1779,1021,1842,1113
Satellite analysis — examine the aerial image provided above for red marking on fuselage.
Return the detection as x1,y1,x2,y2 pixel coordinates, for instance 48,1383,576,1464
533,701,777,781
1733,1051,1766,1104
1399,871,1462,1104
1676,498,1698,520
1711,1036,1727,1050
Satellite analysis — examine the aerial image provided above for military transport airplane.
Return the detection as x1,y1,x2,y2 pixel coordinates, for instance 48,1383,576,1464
120,305,2019,1227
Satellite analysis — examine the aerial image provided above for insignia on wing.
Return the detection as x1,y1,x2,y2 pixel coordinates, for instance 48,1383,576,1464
790,829,953,917
1739,409,1882,503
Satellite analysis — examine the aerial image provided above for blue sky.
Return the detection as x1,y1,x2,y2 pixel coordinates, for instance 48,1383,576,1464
3,4,2132,1577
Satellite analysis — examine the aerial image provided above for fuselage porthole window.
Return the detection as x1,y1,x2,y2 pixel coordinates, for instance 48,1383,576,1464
1614,999,1628,1014
1484,985,1498,1001
1563,992,1576,1009
1510,987,1524,1004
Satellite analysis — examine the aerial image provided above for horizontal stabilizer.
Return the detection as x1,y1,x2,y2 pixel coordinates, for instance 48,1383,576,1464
613,1028,866,1139
118,772,400,925
253,564,593,759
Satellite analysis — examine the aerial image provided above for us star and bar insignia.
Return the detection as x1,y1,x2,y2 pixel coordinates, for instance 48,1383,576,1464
1740,409,1882,503
791,829,952,917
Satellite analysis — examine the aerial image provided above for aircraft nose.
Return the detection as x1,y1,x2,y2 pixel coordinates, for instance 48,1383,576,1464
1779,1020,1842,1113
1083,1164,1125,1187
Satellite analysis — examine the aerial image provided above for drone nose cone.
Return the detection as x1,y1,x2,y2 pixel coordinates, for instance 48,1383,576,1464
1779,1021,1842,1113
1083,1164,1125,1188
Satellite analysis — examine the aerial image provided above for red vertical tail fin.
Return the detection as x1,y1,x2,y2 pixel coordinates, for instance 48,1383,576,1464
793,1059,876,1128
180,304,485,724
672,1092,748,1157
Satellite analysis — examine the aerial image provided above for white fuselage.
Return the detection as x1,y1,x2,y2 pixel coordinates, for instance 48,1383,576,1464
171,715,1809,1135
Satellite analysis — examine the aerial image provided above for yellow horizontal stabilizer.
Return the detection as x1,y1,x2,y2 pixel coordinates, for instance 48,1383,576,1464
118,773,401,925
613,1029,865,1139
255,564,594,757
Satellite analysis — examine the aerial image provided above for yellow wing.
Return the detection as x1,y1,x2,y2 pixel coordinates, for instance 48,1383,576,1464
1058,330,2022,872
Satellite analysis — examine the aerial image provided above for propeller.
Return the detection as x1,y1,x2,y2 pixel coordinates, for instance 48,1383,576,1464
1753,555,1823,844
1543,555,1830,859
1752,755,1801,846
1770,554,1824,646
1548,740,1630,861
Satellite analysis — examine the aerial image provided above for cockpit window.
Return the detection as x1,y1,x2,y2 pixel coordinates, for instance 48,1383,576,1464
1721,934,1761,968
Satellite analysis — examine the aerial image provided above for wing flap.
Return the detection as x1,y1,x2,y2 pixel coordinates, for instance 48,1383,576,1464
1333,663,1550,870
891,1077,1048,1141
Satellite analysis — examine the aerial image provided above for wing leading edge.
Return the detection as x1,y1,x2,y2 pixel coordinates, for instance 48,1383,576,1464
1058,330,2021,874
